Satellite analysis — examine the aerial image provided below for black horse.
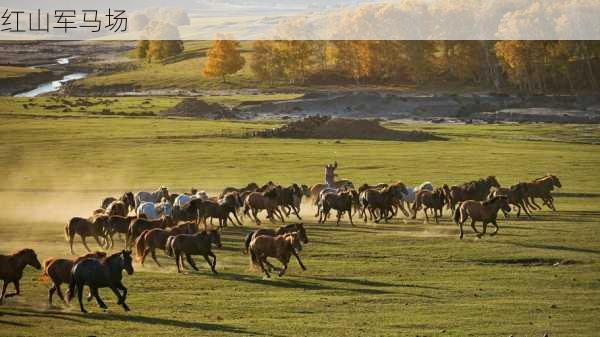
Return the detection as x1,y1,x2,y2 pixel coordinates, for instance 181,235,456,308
243,223,308,254
67,250,134,313
165,231,221,274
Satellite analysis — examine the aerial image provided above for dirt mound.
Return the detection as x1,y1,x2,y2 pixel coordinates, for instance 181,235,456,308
162,98,239,119
256,115,444,141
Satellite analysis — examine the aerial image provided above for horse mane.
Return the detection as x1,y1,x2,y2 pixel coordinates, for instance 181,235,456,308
483,195,506,205
12,248,33,257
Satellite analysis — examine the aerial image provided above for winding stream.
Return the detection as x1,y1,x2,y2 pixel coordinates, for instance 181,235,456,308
14,57,88,97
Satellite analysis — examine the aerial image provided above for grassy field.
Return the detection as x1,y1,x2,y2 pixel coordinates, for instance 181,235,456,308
0,66,49,80
0,111,599,336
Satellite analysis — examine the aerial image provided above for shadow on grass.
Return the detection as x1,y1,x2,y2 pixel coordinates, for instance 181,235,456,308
214,271,392,295
499,240,600,255
0,307,259,334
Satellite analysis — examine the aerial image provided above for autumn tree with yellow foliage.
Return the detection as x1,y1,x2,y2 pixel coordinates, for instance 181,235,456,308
202,40,246,83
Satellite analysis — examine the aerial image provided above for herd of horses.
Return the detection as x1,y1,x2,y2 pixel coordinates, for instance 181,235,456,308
0,173,562,313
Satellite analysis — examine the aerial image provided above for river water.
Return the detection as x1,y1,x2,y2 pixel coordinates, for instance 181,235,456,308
14,57,88,97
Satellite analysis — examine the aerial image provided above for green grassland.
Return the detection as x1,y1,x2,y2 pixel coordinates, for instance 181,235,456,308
0,66,49,80
0,109,599,336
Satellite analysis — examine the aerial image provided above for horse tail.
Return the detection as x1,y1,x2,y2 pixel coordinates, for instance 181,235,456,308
66,274,76,303
134,231,147,262
249,246,259,270
243,233,253,255
64,221,71,241
165,236,174,257
453,202,462,224
39,258,53,283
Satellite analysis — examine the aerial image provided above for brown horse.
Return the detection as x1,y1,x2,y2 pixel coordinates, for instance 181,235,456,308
359,186,399,223
41,251,107,306
135,222,197,267
445,176,501,211
243,223,309,254
525,174,561,211
318,190,358,226
65,215,110,254
249,233,306,278
196,193,243,228
220,182,259,199
489,183,532,218
165,231,221,273
309,179,354,202
453,196,511,239
412,188,447,224
106,200,128,217
243,188,285,225
126,216,173,248
104,215,138,248
0,248,42,304
278,184,305,220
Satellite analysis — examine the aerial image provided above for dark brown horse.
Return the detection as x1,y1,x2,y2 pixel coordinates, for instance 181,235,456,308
134,222,197,267
249,233,306,278
0,249,42,304
197,193,243,228
489,183,532,218
126,216,173,248
453,196,511,239
67,250,134,313
243,223,309,254
445,176,501,211
65,215,110,254
278,184,305,220
220,182,259,198
41,251,107,306
318,190,358,226
165,231,221,273
412,188,447,224
104,215,138,248
359,186,399,223
106,200,128,217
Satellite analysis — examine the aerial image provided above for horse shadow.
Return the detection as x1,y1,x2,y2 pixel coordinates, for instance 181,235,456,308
498,240,600,255
0,307,260,335
214,271,392,295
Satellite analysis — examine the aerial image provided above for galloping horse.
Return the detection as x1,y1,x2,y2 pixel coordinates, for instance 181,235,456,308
249,233,306,278
244,223,309,254
453,196,511,239
134,186,169,208
244,188,286,225
318,190,358,226
65,215,110,254
445,176,501,211
1,249,42,304
41,251,107,306
412,188,447,223
525,174,561,211
137,198,172,220
67,250,134,313
165,231,221,273
134,222,196,267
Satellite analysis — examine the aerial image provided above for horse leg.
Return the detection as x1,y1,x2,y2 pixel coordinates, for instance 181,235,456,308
292,204,302,220
185,254,199,271
203,254,217,274
93,235,104,250
424,207,430,224
48,284,57,306
69,234,75,255
81,236,92,252
5,280,20,297
293,250,307,271
477,222,488,238
0,281,7,304
348,209,354,226
175,252,182,273
150,247,161,267
115,282,129,309
232,211,244,226
91,287,107,309
252,209,261,226
278,260,288,277
55,284,67,304
76,284,87,313
258,258,271,278
530,197,542,210
490,220,500,236
521,201,533,219
336,211,342,226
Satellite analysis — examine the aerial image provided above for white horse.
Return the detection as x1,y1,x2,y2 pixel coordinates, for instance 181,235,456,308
137,199,172,220
401,182,434,204
173,191,209,208
134,186,169,208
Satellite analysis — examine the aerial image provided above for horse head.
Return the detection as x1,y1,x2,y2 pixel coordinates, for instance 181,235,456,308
295,223,309,244
17,248,42,270
487,176,501,188
120,250,134,275
285,232,302,252
551,175,562,188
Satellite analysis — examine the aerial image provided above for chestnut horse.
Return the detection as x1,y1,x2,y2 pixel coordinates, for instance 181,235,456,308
134,222,197,267
243,188,285,225
445,176,501,211
318,190,358,226
41,251,107,305
0,248,42,304
243,223,309,254
525,174,562,211
126,216,173,248
453,196,511,239
65,215,110,254
249,233,306,278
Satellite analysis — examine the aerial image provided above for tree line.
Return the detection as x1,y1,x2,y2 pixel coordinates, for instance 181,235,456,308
135,40,600,92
